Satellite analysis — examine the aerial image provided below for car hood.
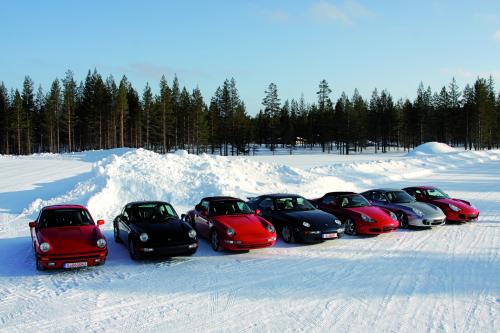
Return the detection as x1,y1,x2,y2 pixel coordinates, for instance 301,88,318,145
392,201,445,217
39,225,103,254
431,198,476,211
133,219,193,241
277,209,341,230
346,206,392,221
214,214,272,237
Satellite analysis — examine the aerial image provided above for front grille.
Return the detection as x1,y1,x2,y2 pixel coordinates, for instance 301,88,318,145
237,242,272,249
383,226,395,231
369,228,381,233
431,219,444,225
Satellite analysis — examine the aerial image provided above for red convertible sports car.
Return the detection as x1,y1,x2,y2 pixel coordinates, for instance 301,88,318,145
184,196,277,251
29,205,108,270
403,186,480,223
310,192,399,235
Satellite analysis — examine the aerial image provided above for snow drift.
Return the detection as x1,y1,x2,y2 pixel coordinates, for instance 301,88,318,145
406,142,456,156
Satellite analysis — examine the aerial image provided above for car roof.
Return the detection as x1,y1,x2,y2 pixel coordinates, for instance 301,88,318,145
257,193,303,199
403,186,436,190
126,201,170,207
42,204,88,211
202,196,241,202
324,191,358,197
366,188,404,192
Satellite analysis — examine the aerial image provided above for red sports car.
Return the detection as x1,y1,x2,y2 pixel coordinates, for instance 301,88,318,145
403,186,479,223
311,192,399,235
184,196,277,251
29,205,108,270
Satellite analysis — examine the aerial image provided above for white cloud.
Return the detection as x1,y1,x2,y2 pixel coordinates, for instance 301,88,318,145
268,10,290,23
441,68,500,81
494,29,500,41
309,0,373,25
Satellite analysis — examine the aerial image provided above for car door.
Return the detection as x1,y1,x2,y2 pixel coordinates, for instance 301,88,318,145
118,206,132,241
195,200,210,238
257,197,281,227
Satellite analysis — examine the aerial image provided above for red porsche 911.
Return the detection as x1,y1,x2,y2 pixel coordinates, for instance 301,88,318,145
403,186,480,223
311,192,399,235
184,196,277,251
29,205,108,270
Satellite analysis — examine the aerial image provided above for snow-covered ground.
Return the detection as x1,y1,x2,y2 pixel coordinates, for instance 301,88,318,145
0,144,499,332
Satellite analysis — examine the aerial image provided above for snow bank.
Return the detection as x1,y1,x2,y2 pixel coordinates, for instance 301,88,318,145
407,142,456,156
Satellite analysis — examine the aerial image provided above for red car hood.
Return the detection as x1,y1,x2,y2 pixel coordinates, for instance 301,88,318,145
431,198,477,212
214,214,271,238
39,225,104,254
346,206,394,223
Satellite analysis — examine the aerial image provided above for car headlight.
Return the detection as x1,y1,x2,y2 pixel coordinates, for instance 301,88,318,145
449,204,461,212
139,233,149,242
412,208,424,217
226,227,235,237
39,242,50,252
97,238,107,248
266,224,275,233
188,229,197,238
389,212,398,221
334,219,342,225
302,221,310,228
361,214,375,223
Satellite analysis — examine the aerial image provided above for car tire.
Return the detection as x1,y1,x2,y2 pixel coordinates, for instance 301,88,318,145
281,225,295,243
35,255,45,271
345,218,356,235
129,238,141,260
397,212,409,229
114,225,122,243
210,229,222,252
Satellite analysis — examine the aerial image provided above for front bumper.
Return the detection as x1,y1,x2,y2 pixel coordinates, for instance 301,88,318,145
408,215,446,227
36,249,108,269
357,222,398,235
446,211,479,223
137,241,199,256
295,228,344,242
222,237,276,251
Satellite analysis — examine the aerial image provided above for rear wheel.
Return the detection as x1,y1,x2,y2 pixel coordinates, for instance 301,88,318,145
210,229,222,252
129,238,141,260
345,218,356,235
397,212,409,229
281,225,295,243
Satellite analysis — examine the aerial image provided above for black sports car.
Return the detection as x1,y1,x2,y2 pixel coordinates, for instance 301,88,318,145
246,194,344,243
113,201,198,260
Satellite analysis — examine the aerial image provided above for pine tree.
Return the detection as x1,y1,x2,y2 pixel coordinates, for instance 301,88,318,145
262,83,280,151
22,76,35,154
0,83,9,154
116,76,128,148
142,83,153,149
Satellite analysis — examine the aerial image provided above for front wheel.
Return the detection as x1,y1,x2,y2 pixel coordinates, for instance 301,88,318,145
397,212,409,229
345,218,356,235
114,225,122,243
210,229,222,252
281,225,295,243
129,238,141,260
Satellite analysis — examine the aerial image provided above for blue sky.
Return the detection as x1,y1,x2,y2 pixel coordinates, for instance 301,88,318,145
1,0,499,114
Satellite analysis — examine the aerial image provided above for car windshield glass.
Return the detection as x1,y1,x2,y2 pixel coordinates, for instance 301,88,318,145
386,191,414,203
425,188,448,199
210,200,253,216
129,203,178,222
39,209,94,228
337,195,370,208
274,196,315,211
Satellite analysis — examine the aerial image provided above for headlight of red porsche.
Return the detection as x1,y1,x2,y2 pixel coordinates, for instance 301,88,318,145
266,224,275,233
226,227,235,237
40,242,50,252
97,238,107,248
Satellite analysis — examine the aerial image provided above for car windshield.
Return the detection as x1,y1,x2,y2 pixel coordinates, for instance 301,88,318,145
39,209,94,228
386,191,415,203
337,195,370,208
274,196,315,211
210,200,253,216
424,188,449,199
129,203,178,223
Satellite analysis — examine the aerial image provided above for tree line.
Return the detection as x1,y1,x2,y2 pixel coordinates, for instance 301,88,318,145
1,70,499,156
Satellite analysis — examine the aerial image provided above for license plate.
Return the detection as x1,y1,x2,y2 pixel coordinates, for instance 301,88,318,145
64,261,88,269
322,233,337,239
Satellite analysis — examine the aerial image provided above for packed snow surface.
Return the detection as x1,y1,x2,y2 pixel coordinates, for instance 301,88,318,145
407,141,457,156
0,147,499,332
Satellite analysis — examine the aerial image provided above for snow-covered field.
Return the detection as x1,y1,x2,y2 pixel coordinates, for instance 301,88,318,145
0,143,499,332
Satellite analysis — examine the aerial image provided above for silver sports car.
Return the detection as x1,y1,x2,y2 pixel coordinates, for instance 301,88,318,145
361,189,446,228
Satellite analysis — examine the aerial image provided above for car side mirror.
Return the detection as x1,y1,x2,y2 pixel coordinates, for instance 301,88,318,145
97,219,105,226
29,221,36,228
195,204,201,211
255,209,261,215
121,215,129,223
200,210,208,217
